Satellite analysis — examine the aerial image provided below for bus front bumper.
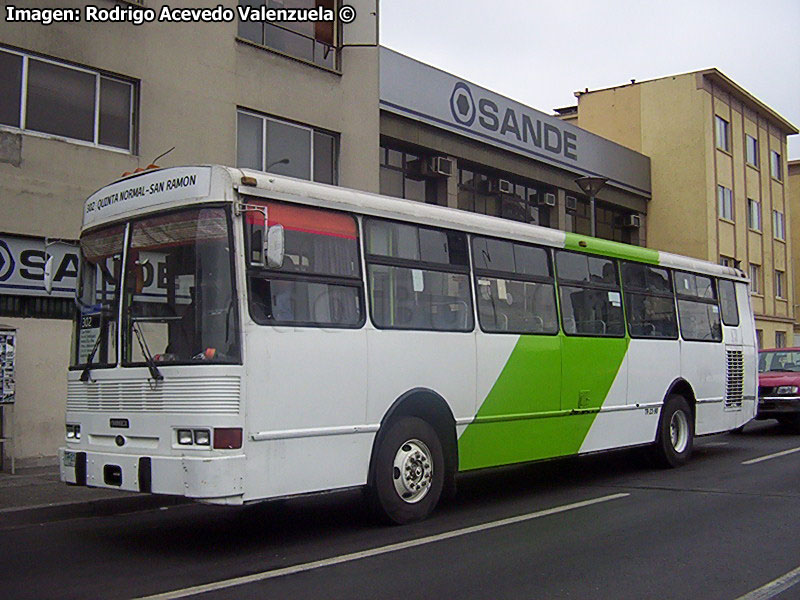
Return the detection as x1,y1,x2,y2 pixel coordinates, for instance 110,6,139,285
58,448,246,504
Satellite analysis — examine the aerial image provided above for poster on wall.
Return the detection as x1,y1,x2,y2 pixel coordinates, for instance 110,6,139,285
0,328,15,403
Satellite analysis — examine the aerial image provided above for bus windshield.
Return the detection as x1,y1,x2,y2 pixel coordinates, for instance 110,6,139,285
71,224,125,368
122,207,240,366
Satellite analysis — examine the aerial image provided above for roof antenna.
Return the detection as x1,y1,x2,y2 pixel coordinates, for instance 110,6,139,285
147,146,175,169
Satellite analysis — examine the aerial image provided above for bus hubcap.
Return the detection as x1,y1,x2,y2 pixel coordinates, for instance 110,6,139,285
670,410,689,453
393,439,433,503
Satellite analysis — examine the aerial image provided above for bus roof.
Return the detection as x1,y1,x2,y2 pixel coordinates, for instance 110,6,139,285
83,164,746,282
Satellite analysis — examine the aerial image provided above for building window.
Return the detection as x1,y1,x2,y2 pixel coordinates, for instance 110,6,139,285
0,47,135,151
776,331,787,349
775,270,785,299
771,150,783,181
756,329,763,349
0,295,75,320
747,199,761,231
715,116,730,152
237,0,337,70
236,109,337,184
746,135,758,167
749,264,761,295
719,256,735,268
717,185,733,220
773,210,786,240
568,197,591,235
595,201,637,245
379,145,431,203
456,165,543,225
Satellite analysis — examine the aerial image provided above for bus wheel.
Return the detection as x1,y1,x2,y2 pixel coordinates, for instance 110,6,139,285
369,416,445,525
652,394,694,468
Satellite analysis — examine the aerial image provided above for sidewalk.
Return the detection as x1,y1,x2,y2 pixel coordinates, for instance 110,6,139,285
0,465,185,527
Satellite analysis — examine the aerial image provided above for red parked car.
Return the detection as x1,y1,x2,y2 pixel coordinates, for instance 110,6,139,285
757,347,800,431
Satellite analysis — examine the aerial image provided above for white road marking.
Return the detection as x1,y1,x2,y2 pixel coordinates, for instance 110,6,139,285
736,564,800,600
742,446,800,465
134,492,630,600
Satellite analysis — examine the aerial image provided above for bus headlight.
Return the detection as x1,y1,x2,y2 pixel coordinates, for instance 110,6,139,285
193,429,211,446
776,386,799,395
66,424,81,440
177,429,193,445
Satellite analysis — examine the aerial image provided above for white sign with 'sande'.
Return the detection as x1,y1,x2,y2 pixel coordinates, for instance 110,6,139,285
83,167,212,228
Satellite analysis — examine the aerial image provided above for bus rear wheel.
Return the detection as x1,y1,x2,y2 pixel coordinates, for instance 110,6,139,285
652,394,694,468
369,416,445,525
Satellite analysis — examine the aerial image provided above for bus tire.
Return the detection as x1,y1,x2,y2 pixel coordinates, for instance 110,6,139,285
368,416,445,525
651,394,694,468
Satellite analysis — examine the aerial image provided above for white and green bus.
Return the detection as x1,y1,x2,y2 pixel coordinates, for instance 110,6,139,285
60,165,756,523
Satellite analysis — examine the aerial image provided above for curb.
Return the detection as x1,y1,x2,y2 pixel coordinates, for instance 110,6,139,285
0,495,189,527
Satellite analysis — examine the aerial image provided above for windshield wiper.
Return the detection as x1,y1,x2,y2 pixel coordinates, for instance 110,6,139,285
131,317,164,382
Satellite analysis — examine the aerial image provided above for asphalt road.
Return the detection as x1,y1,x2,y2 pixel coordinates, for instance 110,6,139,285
3,420,800,600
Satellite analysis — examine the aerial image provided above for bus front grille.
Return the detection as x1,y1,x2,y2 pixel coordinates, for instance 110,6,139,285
67,377,241,414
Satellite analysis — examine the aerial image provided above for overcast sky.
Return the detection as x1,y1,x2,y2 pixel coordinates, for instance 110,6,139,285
380,0,800,159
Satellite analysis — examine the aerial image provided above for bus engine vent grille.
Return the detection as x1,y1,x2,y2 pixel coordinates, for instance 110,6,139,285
725,350,744,410
67,377,241,414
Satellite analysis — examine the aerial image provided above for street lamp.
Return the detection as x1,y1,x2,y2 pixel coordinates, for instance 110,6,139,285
575,176,607,238
267,158,290,172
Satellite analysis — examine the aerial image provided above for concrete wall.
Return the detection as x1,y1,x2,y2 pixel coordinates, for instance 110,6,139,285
1,318,72,467
0,0,380,465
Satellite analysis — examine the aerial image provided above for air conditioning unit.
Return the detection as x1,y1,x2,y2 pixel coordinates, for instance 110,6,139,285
565,196,577,212
427,156,454,177
491,179,513,194
539,192,556,207
624,214,642,228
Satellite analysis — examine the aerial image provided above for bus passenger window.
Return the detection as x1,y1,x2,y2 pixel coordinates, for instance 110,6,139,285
365,219,473,332
674,272,722,342
718,279,739,326
472,236,557,335
621,262,678,339
556,251,624,337
244,200,363,328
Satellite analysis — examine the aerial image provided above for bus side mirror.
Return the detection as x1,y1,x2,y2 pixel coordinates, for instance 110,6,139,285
43,254,54,295
265,225,285,269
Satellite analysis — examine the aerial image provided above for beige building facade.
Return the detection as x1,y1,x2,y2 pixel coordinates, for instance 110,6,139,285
0,0,380,467
789,160,800,345
564,70,798,349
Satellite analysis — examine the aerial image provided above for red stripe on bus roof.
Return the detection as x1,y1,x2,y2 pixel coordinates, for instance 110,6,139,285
245,201,357,239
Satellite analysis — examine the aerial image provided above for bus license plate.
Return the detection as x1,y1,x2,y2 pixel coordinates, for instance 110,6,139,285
62,451,76,467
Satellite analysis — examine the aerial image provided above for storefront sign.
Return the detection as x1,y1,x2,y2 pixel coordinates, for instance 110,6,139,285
379,48,651,197
0,235,78,298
